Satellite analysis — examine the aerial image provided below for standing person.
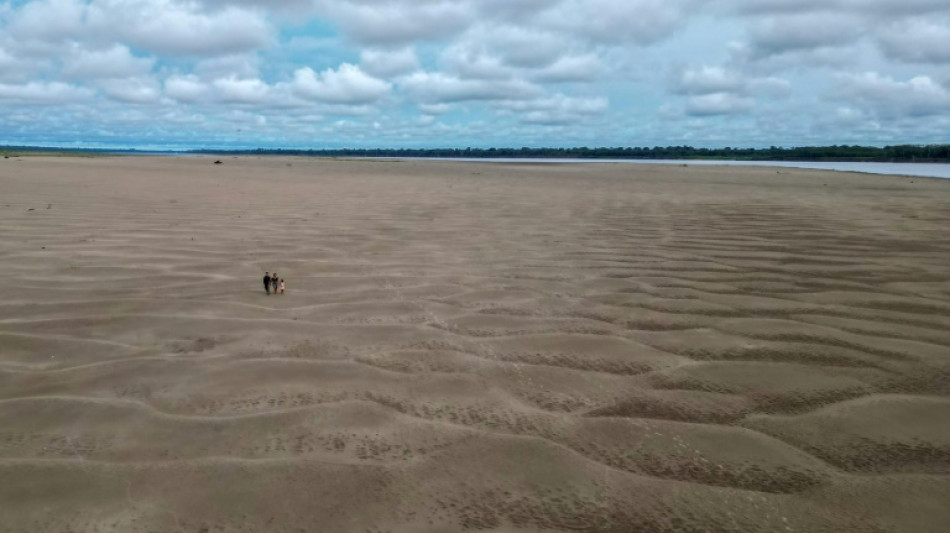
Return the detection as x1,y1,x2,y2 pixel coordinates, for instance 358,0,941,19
271,273,280,294
279,278,286,294
263,271,271,295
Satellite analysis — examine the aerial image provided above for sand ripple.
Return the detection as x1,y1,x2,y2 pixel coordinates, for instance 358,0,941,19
1,157,948,532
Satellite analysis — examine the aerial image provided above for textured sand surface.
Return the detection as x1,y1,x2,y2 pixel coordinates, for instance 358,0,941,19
0,156,948,532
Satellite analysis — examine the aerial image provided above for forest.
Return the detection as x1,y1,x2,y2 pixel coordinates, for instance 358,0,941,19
192,144,950,161
3,144,950,161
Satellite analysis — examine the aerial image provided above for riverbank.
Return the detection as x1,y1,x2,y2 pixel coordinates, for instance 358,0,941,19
1,156,948,532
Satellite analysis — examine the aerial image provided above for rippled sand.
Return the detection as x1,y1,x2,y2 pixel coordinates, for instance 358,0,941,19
1,156,948,532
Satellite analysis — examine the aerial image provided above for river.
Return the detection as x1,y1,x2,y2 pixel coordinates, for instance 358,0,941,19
395,158,950,179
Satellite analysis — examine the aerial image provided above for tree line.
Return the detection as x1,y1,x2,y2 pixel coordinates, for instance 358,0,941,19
4,144,949,161
191,144,950,162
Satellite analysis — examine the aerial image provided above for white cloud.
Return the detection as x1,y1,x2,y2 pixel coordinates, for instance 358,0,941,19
745,13,864,58
0,81,94,103
666,65,788,118
401,71,543,103
194,54,262,81
533,55,603,83
722,1,950,71
542,0,693,45
473,0,561,21
502,94,609,125
8,0,273,57
727,39,864,70
0,47,15,70
213,76,271,103
320,0,473,45
673,66,744,95
359,48,420,77
292,64,391,104
420,103,452,115
89,1,274,56
836,72,950,117
62,45,155,80
720,0,950,16
8,0,86,44
748,76,792,97
685,93,755,116
165,75,211,102
0,46,35,83
441,44,512,80
1,0,948,148
97,77,162,103
878,18,950,63
467,25,569,69
206,0,317,13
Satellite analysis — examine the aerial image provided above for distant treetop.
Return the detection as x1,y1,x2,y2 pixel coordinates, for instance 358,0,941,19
188,144,950,162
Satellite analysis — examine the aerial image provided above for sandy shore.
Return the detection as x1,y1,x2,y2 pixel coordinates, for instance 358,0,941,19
1,156,948,532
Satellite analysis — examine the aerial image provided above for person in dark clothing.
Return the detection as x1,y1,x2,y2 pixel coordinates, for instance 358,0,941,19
271,272,279,294
263,272,271,294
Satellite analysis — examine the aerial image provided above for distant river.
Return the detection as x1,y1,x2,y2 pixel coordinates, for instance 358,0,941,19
394,158,950,179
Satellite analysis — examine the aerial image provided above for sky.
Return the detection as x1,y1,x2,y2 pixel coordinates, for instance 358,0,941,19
1,0,949,150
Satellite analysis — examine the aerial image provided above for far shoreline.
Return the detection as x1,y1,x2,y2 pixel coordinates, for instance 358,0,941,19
5,151,950,179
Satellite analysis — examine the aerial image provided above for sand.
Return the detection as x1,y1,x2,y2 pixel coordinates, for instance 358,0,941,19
0,156,948,533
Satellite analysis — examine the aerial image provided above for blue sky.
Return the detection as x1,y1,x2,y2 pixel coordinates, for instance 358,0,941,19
1,0,949,150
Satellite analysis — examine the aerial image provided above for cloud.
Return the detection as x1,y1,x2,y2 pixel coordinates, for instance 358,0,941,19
720,0,950,16
212,76,271,103
359,48,420,77
0,45,36,83
728,39,864,71
1,0,948,148
97,77,162,103
441,44,513,80
835,72,950,117
8,0,273,57
419,103,452,115
532,54,602,83
684,92,755,116
748,76,792,97
672,66,745,95
8,0,87,44
88,1,274,56
665,64,788,118
292,63,391,104
164,75,211,102
877,18,950,63
465,25,569,69
61,44,155,80
401,71,543,103
473,0,561,21
542,0,693,45
0,81,94,103
319,0,693,48
194,54,262,80
206,0,318,13
319,0,473,45
502,94,609,125
745,13,863,58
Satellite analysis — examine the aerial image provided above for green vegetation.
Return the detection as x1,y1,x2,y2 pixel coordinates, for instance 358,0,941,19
0,146,112,158
3,144,949,162
192,144,950,162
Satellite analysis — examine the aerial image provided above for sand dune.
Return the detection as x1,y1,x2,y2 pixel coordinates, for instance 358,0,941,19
1,156,948,532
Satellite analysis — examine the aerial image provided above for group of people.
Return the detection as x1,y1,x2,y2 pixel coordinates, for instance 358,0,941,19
262,271,285,295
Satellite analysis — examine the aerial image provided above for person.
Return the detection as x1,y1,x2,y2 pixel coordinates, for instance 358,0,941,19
263,271,271,295
279,279,286,294
271,272,280,294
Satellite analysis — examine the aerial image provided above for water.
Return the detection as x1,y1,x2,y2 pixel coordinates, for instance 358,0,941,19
391,157,950,179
